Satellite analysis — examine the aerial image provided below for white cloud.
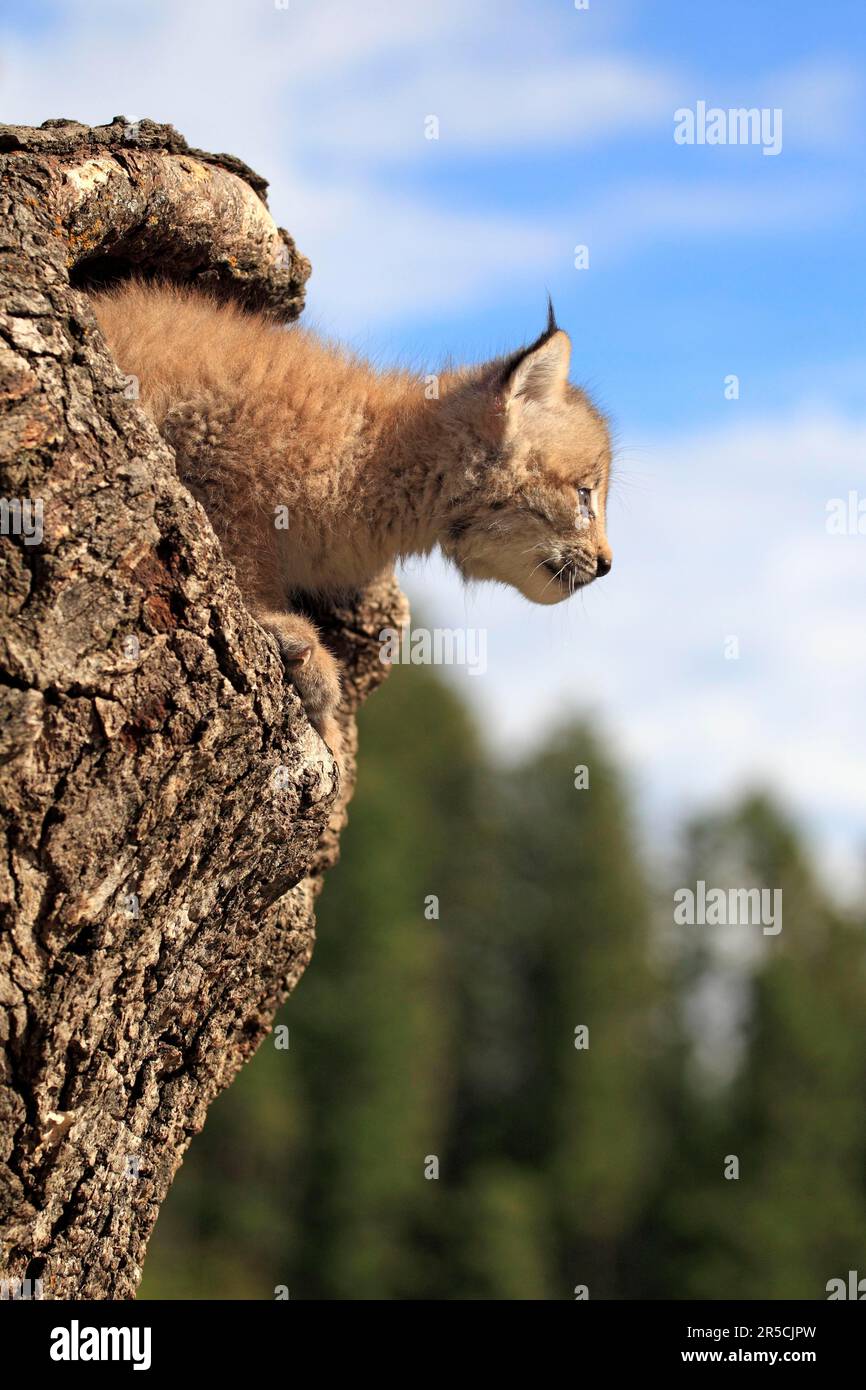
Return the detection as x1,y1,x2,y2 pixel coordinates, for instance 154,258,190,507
574,174,857,266
269,178,558,333
770,57,863,152
299,56,680,163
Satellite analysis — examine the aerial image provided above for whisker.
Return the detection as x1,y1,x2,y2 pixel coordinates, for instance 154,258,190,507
528,553,562,582
540,560,569,595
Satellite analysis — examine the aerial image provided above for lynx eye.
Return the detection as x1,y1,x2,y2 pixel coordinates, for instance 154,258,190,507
577,486,594,520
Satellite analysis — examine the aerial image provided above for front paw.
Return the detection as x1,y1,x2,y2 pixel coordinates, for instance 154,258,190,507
259,612,341,747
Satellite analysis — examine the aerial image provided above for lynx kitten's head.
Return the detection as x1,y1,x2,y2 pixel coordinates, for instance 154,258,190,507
438,303,612,605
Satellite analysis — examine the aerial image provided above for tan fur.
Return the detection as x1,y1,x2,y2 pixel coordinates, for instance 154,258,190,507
90,280,613,754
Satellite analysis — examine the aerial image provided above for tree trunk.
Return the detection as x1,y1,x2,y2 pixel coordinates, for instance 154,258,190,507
0,117,407,1300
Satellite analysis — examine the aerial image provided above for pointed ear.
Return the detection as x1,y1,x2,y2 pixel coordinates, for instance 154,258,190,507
500,327,571,409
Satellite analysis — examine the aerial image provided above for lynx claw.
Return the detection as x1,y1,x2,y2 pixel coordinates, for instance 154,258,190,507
258,612,342,760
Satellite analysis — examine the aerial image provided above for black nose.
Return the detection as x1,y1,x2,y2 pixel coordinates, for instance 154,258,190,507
596,554,612,577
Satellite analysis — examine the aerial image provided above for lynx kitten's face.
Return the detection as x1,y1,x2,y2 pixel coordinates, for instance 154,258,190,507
440,317,613,605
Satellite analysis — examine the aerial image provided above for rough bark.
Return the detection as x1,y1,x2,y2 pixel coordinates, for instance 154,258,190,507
0,117,407,1300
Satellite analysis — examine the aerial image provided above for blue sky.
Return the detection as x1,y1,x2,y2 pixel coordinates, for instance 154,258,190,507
3,0,865,894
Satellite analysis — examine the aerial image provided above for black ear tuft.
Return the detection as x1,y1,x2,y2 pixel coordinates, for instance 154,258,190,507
496,296,561,388
546,292,557,337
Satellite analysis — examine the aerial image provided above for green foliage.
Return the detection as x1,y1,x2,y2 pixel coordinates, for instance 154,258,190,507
140,665,866,1301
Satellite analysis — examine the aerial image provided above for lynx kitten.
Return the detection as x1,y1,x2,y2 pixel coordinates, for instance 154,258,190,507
92,282,613,757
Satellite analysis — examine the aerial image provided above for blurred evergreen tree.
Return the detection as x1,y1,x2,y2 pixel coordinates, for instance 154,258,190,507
447,722,660,1298
641,794,866,1299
